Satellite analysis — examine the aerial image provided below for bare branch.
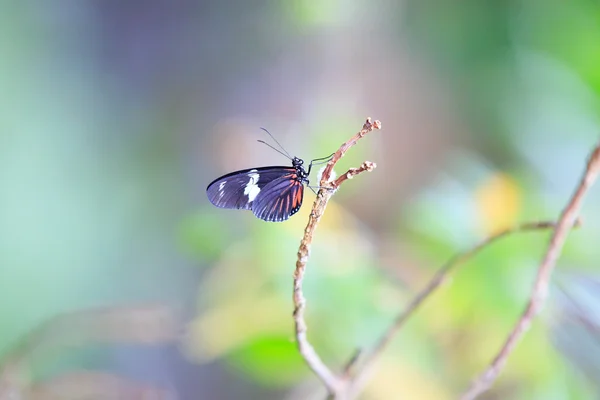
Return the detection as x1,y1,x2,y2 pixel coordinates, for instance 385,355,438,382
461,141,600,400
291,119,597,400
28,371,171,400
345,219,580,397
0,304,178,399
292,118,381,395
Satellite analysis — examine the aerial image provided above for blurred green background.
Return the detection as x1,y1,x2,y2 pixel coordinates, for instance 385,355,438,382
2,0,600,399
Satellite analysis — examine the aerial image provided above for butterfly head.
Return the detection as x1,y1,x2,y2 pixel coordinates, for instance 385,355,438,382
292,157,309,182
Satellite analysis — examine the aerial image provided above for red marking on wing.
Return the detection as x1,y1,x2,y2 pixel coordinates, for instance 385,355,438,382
293,184,303,209
284,193,290,215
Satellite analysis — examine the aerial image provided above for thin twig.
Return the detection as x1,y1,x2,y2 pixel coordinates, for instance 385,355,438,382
341,348,362,379
292,118,381,396
344,219,580,396
461,142,600,400
331,161,377,189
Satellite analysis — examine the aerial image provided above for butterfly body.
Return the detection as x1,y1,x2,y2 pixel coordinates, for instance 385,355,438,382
206,157,310,222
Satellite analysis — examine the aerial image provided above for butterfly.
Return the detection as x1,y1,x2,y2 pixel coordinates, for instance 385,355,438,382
206,129,332,222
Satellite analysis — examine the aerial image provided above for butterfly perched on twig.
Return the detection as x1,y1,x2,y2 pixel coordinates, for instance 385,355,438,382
206,129,332,222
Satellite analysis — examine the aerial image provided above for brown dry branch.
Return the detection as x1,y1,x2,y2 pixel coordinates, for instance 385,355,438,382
292,118,381,396
0,304,178,400
461,141,600,400
343,219,581,396
28,371,170,400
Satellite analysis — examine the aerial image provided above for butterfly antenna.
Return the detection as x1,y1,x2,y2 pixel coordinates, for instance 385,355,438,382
260,127,292,158
257,140,292,160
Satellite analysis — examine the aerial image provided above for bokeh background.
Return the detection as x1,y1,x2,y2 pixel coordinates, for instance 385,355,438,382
2,1,600,399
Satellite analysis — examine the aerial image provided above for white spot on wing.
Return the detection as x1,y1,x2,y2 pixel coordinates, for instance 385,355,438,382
244,171,261,202
217,181,227,199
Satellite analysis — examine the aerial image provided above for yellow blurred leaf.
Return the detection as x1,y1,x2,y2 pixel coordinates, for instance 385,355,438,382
474,173,521,235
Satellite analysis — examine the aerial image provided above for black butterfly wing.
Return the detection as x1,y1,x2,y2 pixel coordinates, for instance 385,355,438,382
206,167,295,211
251,173,304,222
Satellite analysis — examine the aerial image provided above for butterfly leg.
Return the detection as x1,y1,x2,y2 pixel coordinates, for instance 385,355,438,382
306,152,335,175
307,184,335,194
